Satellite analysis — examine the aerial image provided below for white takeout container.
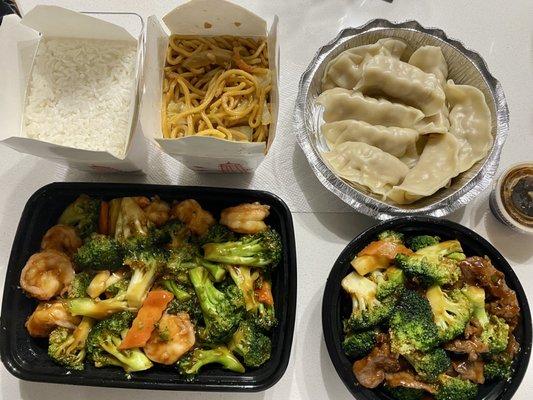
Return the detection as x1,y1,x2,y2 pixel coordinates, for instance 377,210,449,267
140,0,279,173
0,6,147,172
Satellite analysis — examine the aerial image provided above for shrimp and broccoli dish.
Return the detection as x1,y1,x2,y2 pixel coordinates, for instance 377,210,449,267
19,195,281,375
341,230,521,400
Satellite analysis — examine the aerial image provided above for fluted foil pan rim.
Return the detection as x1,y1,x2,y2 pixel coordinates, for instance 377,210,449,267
294,19,509,220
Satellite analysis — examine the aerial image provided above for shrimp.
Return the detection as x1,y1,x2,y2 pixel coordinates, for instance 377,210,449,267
220,202,270,234
133,196,151,209
145,198,170,227
25,301,81,337
41,224,82,257
143,313,195,365
171,199,215,236
20,249,75,300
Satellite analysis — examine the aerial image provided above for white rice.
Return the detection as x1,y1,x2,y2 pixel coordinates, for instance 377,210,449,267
23,38,137,158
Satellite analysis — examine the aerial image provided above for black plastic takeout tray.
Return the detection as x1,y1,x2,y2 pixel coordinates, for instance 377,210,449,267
322,216,531,400
0,182,297,391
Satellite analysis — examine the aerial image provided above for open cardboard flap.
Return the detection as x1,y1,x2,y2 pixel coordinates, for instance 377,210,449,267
140,0,278,173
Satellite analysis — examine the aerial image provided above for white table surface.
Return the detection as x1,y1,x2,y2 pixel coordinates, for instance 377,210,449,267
1,0,532,399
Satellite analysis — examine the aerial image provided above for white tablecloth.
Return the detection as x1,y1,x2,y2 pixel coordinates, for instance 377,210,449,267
0,0,532,399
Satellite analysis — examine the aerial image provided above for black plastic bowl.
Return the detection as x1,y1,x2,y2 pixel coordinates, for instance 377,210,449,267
0,183,297,392
322,216,531,400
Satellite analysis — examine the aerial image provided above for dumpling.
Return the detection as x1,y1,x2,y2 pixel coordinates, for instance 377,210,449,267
415,109,450,134
317,88,424,128
409,46,450,134
408,46,448,84
445,80,493,173
355,54,446,116
322,120,419,164
321,38,407,91
387,133,460,204
322,142,410,196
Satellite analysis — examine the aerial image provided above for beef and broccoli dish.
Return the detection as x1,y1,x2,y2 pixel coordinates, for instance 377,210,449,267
341,230,520,400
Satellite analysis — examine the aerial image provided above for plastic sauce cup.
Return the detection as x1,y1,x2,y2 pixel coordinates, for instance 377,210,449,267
489,162,533,235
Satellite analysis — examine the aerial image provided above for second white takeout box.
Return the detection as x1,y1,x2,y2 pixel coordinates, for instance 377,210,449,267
0,6,147,172
140,0,279,173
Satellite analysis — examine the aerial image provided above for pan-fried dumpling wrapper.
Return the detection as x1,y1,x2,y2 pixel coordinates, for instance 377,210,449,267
409,46,448,85
355,55,446,116
323,142,410,196
387,133,460,204
445,80,493,173
322,120,419,167
409,46,450,134
317,88,424,128
321,38,407,91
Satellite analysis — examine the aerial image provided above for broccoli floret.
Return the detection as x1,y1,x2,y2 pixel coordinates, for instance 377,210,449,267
105,274,130,297
342,272,396,332
342,329,378,359
74,234,124,271
378,230,405,244
227,265,260,312
86,311,152,372
48,317,95,370
198,259,226,282
203,228,282,268
66,271,94,298
435,375,477,400
162,279,203,323
166,244,200,274
66,296,133,319
395,240,463,286
161,279,192,301
383,386,425,400
228,320,272,367
406,235,441,252
404,348,451,382
124,247,167,308
369,267,405,300
254,274,277,331
390,290,439,354
166,244,226,282
157,219,191,249
484,353,513,381
167,298,203,325
113,197,152,242
58,195,100,239
463,286,509,354
254,303,275,331
426,286,472,342
197,224,237,246
189,267,242,343
219,280,246,311
177,346,245,376
481,316,510,355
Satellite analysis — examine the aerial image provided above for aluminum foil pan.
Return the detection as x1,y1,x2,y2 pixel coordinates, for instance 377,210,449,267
294,19,509,220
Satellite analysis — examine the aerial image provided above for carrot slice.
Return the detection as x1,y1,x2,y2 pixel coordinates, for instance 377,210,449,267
119,289,174,350
98,201,109,235
358,240,412,260
255,280,274,306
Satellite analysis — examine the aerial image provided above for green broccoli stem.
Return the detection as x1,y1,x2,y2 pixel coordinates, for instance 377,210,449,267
180,346,245,375
66,298,133,319
189,267,225,312
161,279,191,302
125,265,159,309
198,259,226,282
227,265,259,312
203,240,269,266
99,335,152,372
